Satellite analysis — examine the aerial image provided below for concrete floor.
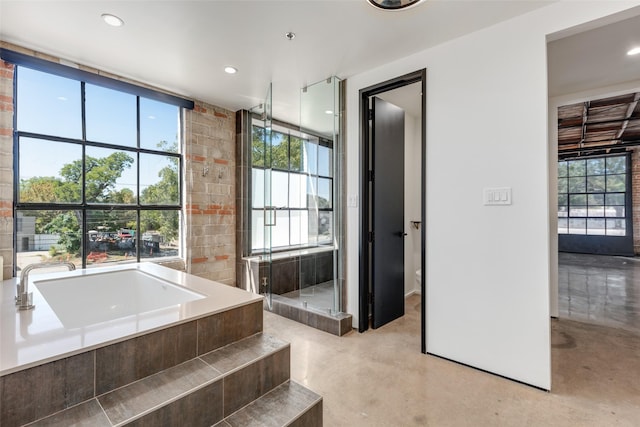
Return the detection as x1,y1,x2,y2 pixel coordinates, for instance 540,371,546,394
264,255,640,426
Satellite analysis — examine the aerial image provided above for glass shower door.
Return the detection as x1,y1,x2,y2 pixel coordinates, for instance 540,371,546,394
250,84,274,308
299,77,343,315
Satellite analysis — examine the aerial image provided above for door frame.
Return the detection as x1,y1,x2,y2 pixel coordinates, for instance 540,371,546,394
358,69,427,353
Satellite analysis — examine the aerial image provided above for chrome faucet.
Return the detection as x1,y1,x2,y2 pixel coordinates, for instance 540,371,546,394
16,262,76,310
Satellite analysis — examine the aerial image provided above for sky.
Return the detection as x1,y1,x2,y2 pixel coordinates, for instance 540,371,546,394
16,66,179,196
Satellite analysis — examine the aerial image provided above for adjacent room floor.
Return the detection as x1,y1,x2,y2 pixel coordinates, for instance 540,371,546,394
263,253,640,426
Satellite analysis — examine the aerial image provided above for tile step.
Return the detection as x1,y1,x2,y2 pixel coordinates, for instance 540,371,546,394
217,380,323,427
27,333,293,427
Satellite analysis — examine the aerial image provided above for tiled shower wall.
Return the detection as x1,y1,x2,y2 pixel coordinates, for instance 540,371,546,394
0,42,237,284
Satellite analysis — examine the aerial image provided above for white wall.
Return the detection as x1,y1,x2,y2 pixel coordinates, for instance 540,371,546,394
404,113,421,296
345,0,640,390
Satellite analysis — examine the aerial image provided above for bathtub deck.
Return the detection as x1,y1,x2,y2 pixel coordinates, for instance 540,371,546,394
0,262,263,376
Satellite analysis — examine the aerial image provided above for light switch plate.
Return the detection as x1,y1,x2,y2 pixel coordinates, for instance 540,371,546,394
483,187,512,205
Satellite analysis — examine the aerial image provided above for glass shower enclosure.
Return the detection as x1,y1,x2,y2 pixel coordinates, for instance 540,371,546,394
241,77,344,319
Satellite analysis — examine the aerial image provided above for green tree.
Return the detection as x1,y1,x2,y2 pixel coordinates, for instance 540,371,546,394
43,211,81,255
19,152,135,254
59,152,134,203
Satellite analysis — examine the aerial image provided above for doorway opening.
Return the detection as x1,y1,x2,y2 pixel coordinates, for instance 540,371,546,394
358,69,426,353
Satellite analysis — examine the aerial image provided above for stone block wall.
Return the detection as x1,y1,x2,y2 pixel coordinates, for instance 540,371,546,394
184,103,236,284
0,43,237,285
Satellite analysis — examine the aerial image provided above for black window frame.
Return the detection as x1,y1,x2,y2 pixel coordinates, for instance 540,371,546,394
250,119,334,254
8,54,191,270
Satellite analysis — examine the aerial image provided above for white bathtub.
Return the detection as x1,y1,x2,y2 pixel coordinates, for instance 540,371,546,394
0,262,263,375
34,269,206,329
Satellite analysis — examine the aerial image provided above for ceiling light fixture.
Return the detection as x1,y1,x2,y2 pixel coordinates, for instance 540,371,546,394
627,47,640,56
285,32,296,41
101,13,124,27
366,0,425,10
224,66,238,74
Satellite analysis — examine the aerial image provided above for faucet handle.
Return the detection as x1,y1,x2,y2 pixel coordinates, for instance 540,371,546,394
18,292,34,310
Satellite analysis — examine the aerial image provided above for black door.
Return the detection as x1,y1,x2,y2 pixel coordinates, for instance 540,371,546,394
371,96,405,329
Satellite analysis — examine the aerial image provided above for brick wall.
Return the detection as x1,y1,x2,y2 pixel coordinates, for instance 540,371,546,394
184,103,236,284
0,43,237,284
0,60,13,279
632,148,640,254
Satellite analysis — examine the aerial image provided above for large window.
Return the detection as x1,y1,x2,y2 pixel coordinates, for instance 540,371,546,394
15,66,182,269
558,155,627,236
251,122,333,252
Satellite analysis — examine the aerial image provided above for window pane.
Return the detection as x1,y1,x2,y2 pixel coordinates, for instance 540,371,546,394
557,178,567,194
318,211,332,243
568,218,586,234
271,211,289,248
140,98,179,152
605,193,625,205
586,158,605,175
141,210,179,259
140,153,179,205
307,176,318,209
307,208,319,246
587,206,604,217
605,206,624,218
558,218,568,234
569,194,586,205
86,210,137,265
251,125,266,167
318,178,332,209
290,136,304,171
568,160,586,176
16,209,83,271
16,67,81,138
251,210,266,251
606,174,625,192
289,174,306,208
606,156,626,174
85,84,137,147
586,218,605,235
85,147,136,204
318,144,332,177
19,138,82,203
568,177,585,193
558,162,568,178
304,141,318,174
290,211,309,246
271,171,289,207
558,206,568,217
569,206,587,217
587,194,604,205
606,218,625,236
558,194,568,207
586,176,605,193
271,131,288,170
252,168,264,208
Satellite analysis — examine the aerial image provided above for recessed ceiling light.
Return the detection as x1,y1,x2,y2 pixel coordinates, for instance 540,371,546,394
101,13,124,27
627,47,640,56
224,66,238,74
285,32,296,41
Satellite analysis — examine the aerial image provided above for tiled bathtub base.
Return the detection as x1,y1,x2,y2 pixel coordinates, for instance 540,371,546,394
0,301,263,427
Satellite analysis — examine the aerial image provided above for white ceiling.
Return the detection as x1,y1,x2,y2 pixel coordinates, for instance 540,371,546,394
548,11,640,97
0,0,555,128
